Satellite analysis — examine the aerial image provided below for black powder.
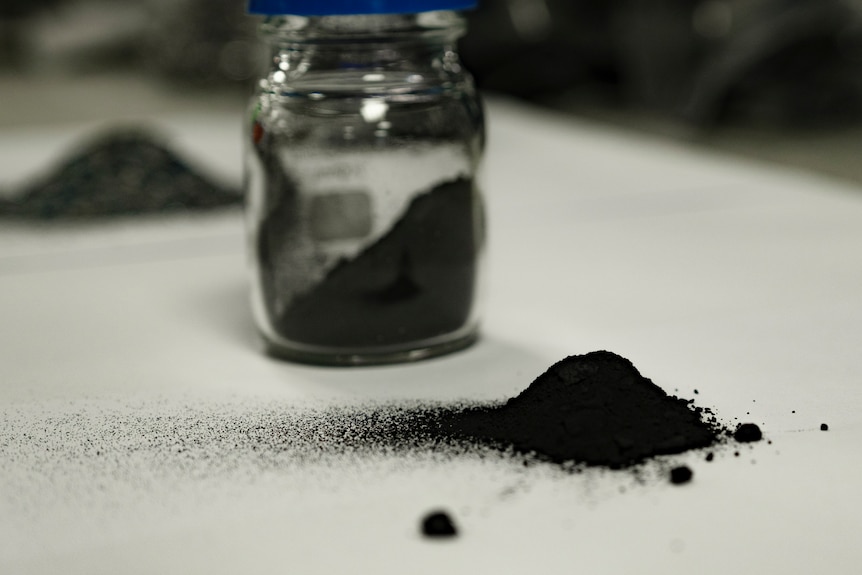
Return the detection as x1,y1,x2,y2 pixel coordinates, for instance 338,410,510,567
240,351,727,472
261,177,479,350
0,130,240,219
1,351,755,510
427,351,721,469
733,423,763,443
1,349,777,550
421,511,458,538
669,466,693,485
820,423,829,431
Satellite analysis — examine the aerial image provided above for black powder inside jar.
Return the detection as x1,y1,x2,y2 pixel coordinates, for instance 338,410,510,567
260,177,479,351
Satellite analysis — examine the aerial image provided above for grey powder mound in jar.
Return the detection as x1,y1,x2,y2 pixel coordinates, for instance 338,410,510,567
259,176,479,350
0,130,240,219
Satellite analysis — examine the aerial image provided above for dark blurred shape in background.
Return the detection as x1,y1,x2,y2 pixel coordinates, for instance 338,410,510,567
460,0,862,129
3,0,862,131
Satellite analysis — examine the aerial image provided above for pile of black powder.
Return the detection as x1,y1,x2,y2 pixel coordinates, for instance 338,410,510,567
317,351,733,471
0,130,240,219
425,350,723,468
1,349,772,551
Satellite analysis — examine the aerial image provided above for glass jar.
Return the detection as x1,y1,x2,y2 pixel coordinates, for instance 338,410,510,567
244,0,485,366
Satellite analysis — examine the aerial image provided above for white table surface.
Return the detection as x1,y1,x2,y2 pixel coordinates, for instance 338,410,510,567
1,99,861,574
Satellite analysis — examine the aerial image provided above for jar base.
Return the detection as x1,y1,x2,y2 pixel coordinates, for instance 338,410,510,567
262,329,479,366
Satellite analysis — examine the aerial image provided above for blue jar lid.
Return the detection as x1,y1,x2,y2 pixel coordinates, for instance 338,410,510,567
248,0,477,16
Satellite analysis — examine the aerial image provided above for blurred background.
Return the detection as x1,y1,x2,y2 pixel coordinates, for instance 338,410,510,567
3,0,862,184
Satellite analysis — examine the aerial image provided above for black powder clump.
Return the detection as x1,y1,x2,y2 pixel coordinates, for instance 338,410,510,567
733,423,763,443
669,466,694,485
0,130,240,220
820,423,829,431
421,510,458,538
429,351,722,469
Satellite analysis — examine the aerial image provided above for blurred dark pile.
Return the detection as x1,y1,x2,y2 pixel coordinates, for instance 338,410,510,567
3,0,862,128
0,130,241,219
